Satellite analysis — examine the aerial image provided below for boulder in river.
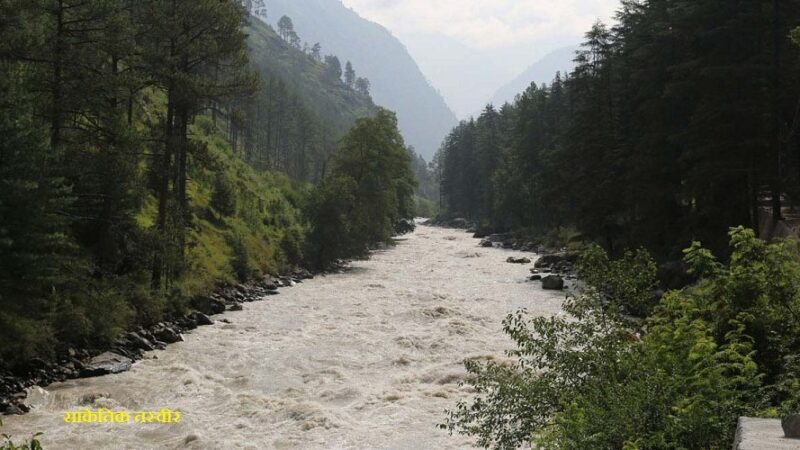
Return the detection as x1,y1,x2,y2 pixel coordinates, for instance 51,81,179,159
188,312,214,326
395,218,416,234
479,240,494,248
191,295,226,315
485,233,512,243
121,332,155,352
783,414,800,438
529,274,542,281
534,252,579,269
262,277,280,291
541,275,565,290
81,352,133,377
450,218,470,228
152,324,183,344
506,257,532,264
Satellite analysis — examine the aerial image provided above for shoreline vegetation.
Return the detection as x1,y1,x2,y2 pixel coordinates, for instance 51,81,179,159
431,221,800,449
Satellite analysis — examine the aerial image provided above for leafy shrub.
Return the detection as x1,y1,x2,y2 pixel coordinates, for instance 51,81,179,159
683,227,800,390
0,420,42,450
228,233,252,282
210,172,236,217
280,227,305,266
577,244,659,317
414,195,438,219
442,233,774,450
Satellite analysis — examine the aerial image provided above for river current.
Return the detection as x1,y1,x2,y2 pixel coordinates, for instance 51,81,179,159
3,225,564,449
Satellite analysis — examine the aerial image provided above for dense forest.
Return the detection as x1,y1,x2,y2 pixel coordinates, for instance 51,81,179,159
0,0,415,372
437,1,800,259
438,1,800,448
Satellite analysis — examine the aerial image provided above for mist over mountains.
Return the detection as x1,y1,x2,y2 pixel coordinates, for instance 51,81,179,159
487,45,577,110
258,0,458,159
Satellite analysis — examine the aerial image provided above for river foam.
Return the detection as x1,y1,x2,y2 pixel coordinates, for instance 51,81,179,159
2,225,564,449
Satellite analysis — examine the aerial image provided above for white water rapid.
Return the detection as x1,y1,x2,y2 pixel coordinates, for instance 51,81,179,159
2,225,564,449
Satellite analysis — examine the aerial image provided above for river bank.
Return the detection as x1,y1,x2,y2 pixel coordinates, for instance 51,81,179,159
1,267,317,417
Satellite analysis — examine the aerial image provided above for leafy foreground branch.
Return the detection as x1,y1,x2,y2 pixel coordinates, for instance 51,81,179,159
443,227,800,449
0,420,42,450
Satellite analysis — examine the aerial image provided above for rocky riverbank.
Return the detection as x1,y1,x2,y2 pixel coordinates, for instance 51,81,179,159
426,218,579,289
0,267,317,416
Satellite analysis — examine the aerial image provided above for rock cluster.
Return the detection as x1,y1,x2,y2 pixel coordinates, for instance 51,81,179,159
783,414,800,438
478,233,546,252
506,256,532,264
0,268,315,416
426,217,477,231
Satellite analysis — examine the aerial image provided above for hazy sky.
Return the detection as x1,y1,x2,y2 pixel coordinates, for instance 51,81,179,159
340,0,620,117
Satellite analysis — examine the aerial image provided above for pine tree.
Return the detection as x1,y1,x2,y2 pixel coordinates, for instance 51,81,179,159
277,15,294,41
137,0,256,289
324,55,342,82
0,74,76,364
355,77,371,96
344,61,356,88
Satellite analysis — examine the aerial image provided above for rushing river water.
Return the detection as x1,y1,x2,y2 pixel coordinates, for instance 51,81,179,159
3,225,564,449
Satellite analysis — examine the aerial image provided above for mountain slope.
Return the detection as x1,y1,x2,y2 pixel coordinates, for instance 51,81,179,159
260,0,457,159
488,46,577,108
246,17,377,137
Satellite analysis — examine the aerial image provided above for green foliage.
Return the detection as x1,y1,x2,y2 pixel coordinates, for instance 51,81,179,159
211,172,237,217
280,226,306,266
683,227,800,385
436,2,800,258
305,109,417,268
408,147,439,217
578,245,659,317
0,74,76,365
179,120,309,295
228,233,252,283
442,235,790,450
0,420,42,450
305,176,358,268
414,196,438,219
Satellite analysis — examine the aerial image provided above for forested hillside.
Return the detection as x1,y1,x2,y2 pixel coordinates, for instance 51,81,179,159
257,0,458,159
0,0,415,373
438,2,800,259
238,17,378,181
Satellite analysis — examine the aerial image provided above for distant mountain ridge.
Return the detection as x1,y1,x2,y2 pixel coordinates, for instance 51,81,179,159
259,0,458,159
488,46,578,110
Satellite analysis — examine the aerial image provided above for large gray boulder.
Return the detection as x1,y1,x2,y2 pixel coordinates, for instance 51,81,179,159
534,252,579,269
541,275,565,290
485,233,512,243
188,312,214,326
190,295,226,315
152,324,183,344
506,257,532,264
784,414,800,438
81,352,132,377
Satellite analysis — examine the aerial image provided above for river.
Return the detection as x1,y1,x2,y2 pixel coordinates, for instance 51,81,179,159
2,225,564,449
